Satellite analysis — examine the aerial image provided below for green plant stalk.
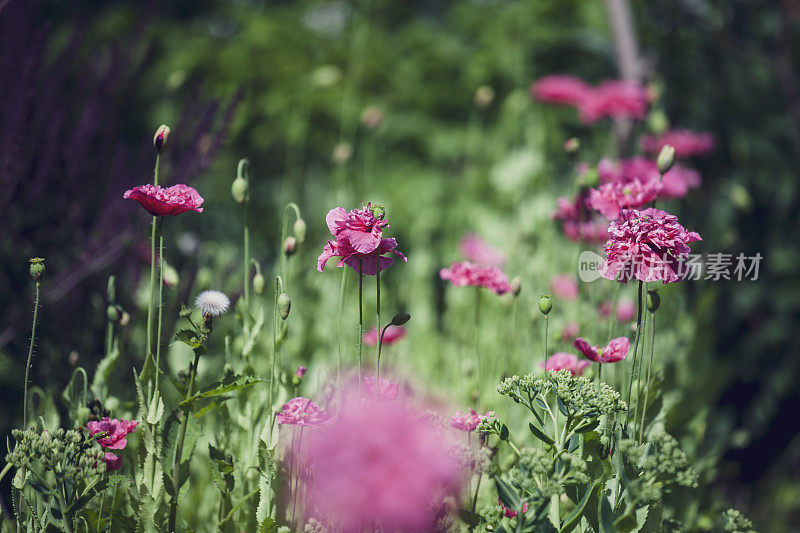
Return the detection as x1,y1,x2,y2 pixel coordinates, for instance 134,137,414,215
474,287,481,399
337,268,348,383
23,281,40,429
549,493,560,531
243,180,250,329
639,312,656,443
168,345,203,533
543,314,549,372
625,280,644,428
632,299,647,436
155,225,164,398
268,276,282,444
376,323,391,401
374,250,381,400
145,155,161,367
358,259,364,385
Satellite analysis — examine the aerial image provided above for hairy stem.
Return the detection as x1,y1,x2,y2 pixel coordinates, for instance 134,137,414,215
625,280,644,428
639,312,656,443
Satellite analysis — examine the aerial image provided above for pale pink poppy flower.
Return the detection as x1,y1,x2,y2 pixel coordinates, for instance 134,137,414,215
541,352,591,375
550,274,579,301
530,75,590,107
616,299,636,322
459,233,506,267
276,397,329,427
553,194,610,244
296,366,307,378
587,178,662,220
449,408,485,432
640,129,715,158
362,325,407,347
597,157,701,201
440,261,510,295
123,184,204,216
578,80,649,124
318,236,406,275
573,337,630,363
86,418,139,450
361,377,400,401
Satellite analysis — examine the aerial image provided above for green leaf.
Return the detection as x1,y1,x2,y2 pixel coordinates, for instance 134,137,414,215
499,424,510,441
494,477,521,509
458,509,481,527
557,396,570,416
92,342,120,397
179,374,262,411
258,517,278,533
173,329,203,349
577,419,601,433
561,482,600,533
529,422,555,446
598,491,617,533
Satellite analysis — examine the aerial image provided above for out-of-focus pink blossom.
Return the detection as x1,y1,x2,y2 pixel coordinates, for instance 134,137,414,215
597,157,701,201
123,184,204,216
499,499,528,518
440,261,510,295
362,325,407,347
362,377,400,401
296,366,307,378
541,352,591,375
449,408,485,432
87,418,139,450
553,194,610,244
550,274,579,301
640,129,715,158
276,397,329,427
560,321,580,341
530,75,590,106
573,337,630,363
616,299,636,322
587,178,662,220
103,452,122,471
459,233,506,267
601,208,702,283
295,395,465,531
578,81,649,124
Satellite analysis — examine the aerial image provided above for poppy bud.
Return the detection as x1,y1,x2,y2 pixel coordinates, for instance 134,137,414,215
106,305,121,323
278,293,291,320
284,236,298,257
296,366,307,378
657,145,675,175
510,277,522,297
253,273,265,295
29,258,45,280
646,290,660,313
648,109,669,135
163,262,179,288
390,312,411,326
153,125,172,154
179,305,192,318
538,295,552,316
371,205,386,220
231,176,247,204
293,219,307,243
332,142,352,164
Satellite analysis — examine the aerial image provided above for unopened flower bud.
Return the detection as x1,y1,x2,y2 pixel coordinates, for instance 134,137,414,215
231,177,247,204
657,145,675,175
510,277,522,297
293,219,307,243
106,305,121,323
223,363,234,377
371,204,385,220
284,236,298,257
390,312,411,326
296,366,307,378
179,305,192,318
474,85,495,108
120,312,130,326
563,138,580,154
253,273,265,295
538,295,553,316
278,293,291,320
646,290,660,313
29,258,45,280
153,125,172,154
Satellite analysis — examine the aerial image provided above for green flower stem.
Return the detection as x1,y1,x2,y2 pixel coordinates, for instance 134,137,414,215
154,224,164,398
625,280,644,429
474,287,481,400
358,259,364,385
168,345,203,533
543,315,549,373
145,155,161,368
469,472,482,532
549,493,560,531
242,162,251,328
632,298,647,436
337,268,348,383
374,250,381,400
268,276,284,443
639,312,656,443
23,280,40,429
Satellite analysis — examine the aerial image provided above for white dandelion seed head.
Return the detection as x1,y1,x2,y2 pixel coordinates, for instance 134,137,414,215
194,290,230,316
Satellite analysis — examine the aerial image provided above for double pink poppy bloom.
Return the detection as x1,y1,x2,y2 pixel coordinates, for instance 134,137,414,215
123,184,204,216
439,261,510,295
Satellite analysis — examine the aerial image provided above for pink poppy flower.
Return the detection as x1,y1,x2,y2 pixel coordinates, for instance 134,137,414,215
587,178,662,220
578,80,649,124
550,274,579,301
449,408,485,432
296,366,307,378
541,352,591,375
439,261,510,295
276,397,329,427
294,395,464,532
616,299,636,322
318,236,406,275
103,452,122,472
553,194,610,244
459,233,506,267
499,499,528,518
560,321,580,342
573,337,630,363
530,75,590,106
362,325,407,347
123,184,204,216
361,377,400,401
597,157,701,201
601,208,702,284
86,418,139,450
658,165,701,199
640,129,715,158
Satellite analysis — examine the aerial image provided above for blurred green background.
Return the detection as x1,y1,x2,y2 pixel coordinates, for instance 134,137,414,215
2,0,799,529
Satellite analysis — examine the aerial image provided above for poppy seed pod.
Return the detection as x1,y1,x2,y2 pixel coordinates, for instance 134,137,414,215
278,293,291,320
153,125,172,154
231,176,247,204
293,219,307,243
29,258,45,280
538,295,553,316
657,145,676,175
646,289,660,313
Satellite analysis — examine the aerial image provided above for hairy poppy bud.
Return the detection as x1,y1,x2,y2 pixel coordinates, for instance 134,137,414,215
390,312,411,326
29,258,45,280
153,125,172,154
278,293,291,320
657,145,675,175
538,295,552,316
253,273,265,295
284,236,298,257
510,277,522,297
293,219,307,243
646,289,660,313
231,177,247,204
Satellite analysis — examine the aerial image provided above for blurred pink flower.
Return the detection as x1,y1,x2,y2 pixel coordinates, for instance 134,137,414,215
616,299,636,322
550,274,579,301
276,397,329,427
597,157,701,201
659,165,701,199
295,396,465,531
640,129,715,158
553,194,610,244
296,366,307,378
362,325,407,347
449,408,485,432
499,499,528,518
459,233,506,267
530,75,590,106
541,352,591,375
362,377,400,401
601,208,702,283
123,184,204,216
587,178,662,220
103,452,122,472
440,261,510,295
560,321,580,341
573,337,630,363
578,80,648,124
87,418,139,450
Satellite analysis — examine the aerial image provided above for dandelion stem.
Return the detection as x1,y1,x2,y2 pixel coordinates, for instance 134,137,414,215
625,280,644,429
639,312,656,443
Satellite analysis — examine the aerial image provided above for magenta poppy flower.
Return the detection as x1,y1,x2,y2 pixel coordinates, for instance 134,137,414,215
578,80,649,124
587,178,662,220
449,408,485,432
530,75,590,107
103,452,122,472
276,397,329,427
362,325,406,347
296,366,307,378
439,261,510,295
123,184,204,216
640,129,715,158
86,418,139,450
616,299,636,322
541,352,591,375
553,194,610,244
597,157,701,201
459,233,506,267
601,208,702,284
362,377,400,401
560,321,580,342
550,274,579,301
499,499,528,518
658,165,701,199
573,337,630,363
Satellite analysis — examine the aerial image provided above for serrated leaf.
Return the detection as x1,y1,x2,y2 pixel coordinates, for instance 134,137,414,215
258,516,278,533
179,374,262,411
173,329,202,348
146,394,164,424
92,342,120,397
529,422,555,446
598,491,616,533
